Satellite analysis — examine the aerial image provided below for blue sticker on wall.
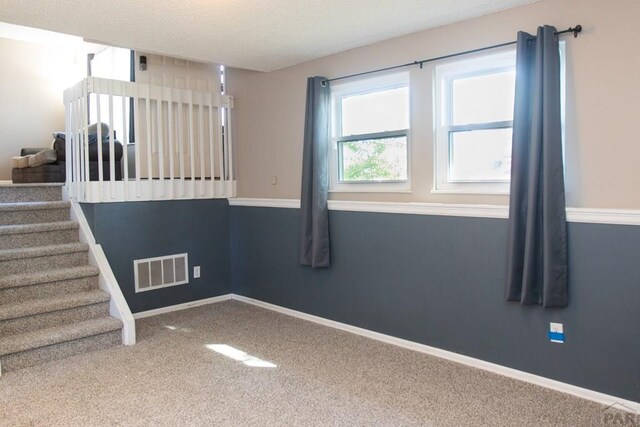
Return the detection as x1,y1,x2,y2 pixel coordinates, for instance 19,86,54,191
548,331,565,343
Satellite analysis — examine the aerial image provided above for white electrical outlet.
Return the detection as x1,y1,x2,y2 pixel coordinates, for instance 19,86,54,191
271,176,278,185
193,266,201,278
549,322,565,343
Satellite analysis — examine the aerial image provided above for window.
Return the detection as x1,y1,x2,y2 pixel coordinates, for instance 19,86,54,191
434,50,516,194
89,46,134,143
434,45,565,194
330,72,410,192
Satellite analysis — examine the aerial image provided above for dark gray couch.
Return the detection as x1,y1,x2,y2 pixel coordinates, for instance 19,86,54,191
12,135,124,184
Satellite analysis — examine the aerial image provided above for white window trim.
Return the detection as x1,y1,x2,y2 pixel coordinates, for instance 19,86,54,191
433,43,566,195
433,49,516,195
329,72,411,193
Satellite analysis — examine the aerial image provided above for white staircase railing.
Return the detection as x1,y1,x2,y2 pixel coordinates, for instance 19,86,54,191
63,77,235,203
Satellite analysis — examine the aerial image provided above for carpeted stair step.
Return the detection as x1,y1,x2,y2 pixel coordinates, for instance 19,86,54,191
0,201,70,225
0,266,99,304
0,316,122,373
0,290,110,336
0,221,79,250
0,243,89,276
0,184,62,203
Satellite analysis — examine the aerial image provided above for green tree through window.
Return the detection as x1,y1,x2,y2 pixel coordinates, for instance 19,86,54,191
341,137,407,182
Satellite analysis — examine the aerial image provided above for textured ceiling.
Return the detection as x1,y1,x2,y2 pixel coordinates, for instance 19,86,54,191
0,0,536,71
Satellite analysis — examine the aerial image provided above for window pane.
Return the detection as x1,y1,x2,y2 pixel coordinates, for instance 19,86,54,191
449,128,512,181
339,136,407,182
452,71,515,125
341,87,409,136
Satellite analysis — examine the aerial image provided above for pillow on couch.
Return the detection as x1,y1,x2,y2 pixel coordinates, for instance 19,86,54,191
53,122,113,145
10,156,29,169
28,149,58,167
11,149,57,169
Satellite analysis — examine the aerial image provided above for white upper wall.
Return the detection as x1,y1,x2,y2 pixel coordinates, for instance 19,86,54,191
0,0,536,72
227,0,640,209
0,36,87,180
0,24,223,181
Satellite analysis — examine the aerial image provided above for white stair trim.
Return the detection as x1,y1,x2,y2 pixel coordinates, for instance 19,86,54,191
64,189,135,345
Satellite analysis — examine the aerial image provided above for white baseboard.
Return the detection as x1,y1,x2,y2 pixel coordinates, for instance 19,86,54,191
133,294,232,319
230,294,640,413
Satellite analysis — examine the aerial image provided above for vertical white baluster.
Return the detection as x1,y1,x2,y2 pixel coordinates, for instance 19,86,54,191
199,99,205,196
75,82,82,199
108,86,115,199
73,98,80,198
157,88,165,197
83,82,90,202
208,93,215,198
134,83,141,198
65,98,73,199
146,86,153,197
64,97,71,197
218,105,225,197
121,85,129,201
168,88,175,199
227,100,234,196
64,90,78,201
78,88,84,200
77,83,84,199
96,86,104,202
188,90,195,197
178,91,185,197
69,97,76,199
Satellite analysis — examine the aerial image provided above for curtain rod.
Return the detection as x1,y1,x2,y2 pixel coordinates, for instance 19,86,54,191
321,25,582,86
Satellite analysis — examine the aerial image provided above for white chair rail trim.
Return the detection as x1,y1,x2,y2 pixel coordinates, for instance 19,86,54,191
228,198,640,226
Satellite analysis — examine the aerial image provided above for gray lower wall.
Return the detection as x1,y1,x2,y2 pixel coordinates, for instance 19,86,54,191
230,206,640,402
81,199,640,402
81,200,231,313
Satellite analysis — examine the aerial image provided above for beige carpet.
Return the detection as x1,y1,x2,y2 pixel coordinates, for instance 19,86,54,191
0,300,620,426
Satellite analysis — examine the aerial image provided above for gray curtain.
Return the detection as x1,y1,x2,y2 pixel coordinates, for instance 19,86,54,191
506,26,568,308
299,77,331,268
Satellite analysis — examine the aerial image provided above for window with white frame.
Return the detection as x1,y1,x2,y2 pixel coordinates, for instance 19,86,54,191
434,45,565,194
434,50,516,194
89,46,134,143
330,72,410,192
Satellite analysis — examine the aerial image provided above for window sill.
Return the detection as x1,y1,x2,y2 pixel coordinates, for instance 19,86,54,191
431,188,509,196
329,188,413,194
